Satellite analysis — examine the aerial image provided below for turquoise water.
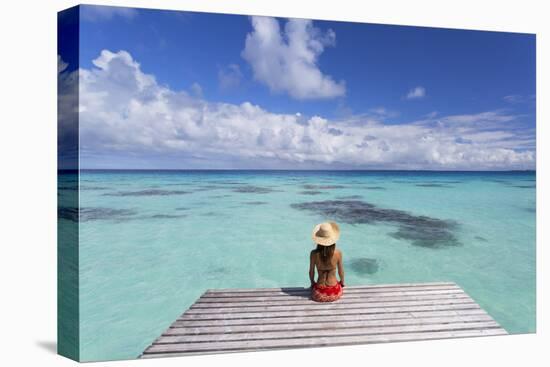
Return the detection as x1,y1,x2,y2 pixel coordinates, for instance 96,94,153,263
63,170,535,361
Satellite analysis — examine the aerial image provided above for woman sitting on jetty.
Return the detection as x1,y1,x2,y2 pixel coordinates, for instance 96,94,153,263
309,222,345,302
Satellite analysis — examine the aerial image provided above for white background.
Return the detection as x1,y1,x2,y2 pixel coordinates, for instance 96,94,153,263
0,0,547,365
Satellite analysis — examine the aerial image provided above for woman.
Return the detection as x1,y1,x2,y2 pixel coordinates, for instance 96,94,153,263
309,221,345,302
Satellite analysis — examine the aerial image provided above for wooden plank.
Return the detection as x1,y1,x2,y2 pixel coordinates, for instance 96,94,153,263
201,286,461,299
194,293,470,307
141,328,506,358
179,302,481,321
143,328,507,355
173,308,488,328
171,309,489,328
207,282,456,293
156,320,500,344
163,314,495,336
140,282,507,359
410,308,489,318
185,298,476,315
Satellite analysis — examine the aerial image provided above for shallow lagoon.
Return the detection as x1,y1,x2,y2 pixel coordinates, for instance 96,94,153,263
63,170,535,361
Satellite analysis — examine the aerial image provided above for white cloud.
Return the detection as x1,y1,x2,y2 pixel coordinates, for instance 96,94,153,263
368,107,399,119
241,16,345,100
81,5,138,22
77,50,535,170
503,94,536,105
438,111,515,125
218,64,242,90
58,56,79,168
503,95,522,104
405,86,426,100
58,55,68,74
190,82,203,97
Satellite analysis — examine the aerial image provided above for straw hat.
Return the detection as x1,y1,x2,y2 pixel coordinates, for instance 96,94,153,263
312,221,340,246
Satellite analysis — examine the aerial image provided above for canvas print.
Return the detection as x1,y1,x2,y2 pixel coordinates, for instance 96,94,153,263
57,4,536,362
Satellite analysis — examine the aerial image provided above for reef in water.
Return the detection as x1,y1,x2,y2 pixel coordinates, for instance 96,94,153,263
291,200,460,248
302,184,346,190
103,189,191,197
58,207,138,222
347,258,380,275
232,185,279,194
299,190,324,195
415,183,453,188
150,214,188,219
364,186,386,190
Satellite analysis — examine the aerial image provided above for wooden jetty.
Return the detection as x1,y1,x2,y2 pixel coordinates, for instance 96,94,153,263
140,282,507,358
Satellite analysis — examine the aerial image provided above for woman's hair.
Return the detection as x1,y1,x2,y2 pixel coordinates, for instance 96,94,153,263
316,243,336,265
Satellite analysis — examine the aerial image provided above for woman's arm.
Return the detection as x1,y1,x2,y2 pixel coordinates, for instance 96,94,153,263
337,250,345,287
309,251,316,287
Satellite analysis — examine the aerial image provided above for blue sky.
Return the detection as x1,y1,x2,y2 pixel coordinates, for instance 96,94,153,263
60,5,536,170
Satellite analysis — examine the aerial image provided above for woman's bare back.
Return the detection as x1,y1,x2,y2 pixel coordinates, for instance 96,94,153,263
312,249,343,286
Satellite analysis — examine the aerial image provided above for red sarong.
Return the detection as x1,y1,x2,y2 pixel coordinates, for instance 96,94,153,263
312,282,343,302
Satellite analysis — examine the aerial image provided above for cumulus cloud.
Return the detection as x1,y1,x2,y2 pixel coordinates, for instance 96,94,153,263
405,86,426,100
190,82,203,97
58,56,79,169
369,107,399,119
241,16,345,100
81,5,138,22
503,94,536,105
58,55,68,74
218,64,243,90
77,50,535,170
503,95,522,104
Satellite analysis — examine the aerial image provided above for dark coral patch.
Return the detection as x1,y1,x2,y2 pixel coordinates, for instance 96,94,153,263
299,190,324,195
291,200,459,248
58,207,79,221
201,211,222,216
415,183,452,188
204,266,230,279
81,207,138,221
232,185,278,194
103,189,191,196
58,186,78,191
80,186,109,190
58,207,138,222
512,185,536,189
336,195,363,200
303,184,346,190
192,185,226,192
347,258,380,275
150,214,187,219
